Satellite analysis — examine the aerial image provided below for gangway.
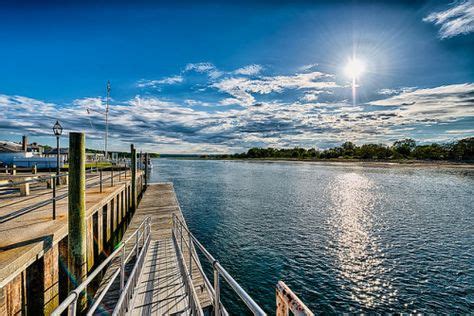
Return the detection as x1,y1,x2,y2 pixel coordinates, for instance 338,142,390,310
52,183,312,315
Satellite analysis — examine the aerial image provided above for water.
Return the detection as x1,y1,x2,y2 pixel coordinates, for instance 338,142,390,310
149,159,474,314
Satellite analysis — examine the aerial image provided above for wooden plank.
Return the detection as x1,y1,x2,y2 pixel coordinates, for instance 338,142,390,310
43,244,59,314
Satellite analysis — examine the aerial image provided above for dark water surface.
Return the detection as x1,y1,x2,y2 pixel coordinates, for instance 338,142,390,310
149,159,473,314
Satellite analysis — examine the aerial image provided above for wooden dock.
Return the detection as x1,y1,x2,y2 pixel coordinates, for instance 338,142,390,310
96,183,213,314
0,169,144,315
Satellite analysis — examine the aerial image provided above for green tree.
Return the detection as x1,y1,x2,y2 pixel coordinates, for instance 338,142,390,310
392,139,416,158
341,141,356,157
448,137,474,161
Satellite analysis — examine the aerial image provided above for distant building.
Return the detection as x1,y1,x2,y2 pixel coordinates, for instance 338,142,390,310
86,152,105,161
0,136,63,168
43,147,69,161
0,140,32,165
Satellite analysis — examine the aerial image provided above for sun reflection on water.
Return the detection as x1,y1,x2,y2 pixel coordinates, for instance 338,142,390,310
329,172,396,310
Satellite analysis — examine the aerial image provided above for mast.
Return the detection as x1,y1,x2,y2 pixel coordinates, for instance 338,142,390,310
105,80,111,160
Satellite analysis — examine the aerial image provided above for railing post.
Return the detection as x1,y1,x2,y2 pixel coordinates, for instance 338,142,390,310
120,247,125,290
52,178,56,220
144,153,148,187
180,224,183,251
213,263,220,316
67,132,87,313
68,300,77,316
188,230,192,279
135,231,139,258
111,167,114,187
99,169,103,193
130,144,137,211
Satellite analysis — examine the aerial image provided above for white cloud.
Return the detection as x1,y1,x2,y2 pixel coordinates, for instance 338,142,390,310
446,129,474,134
73,97,103,110
423,0,474,38
212,71,338,106
233,64,263,76
184,62,223,79
137,75,183,88
378,87,417,96
184,99,213,107
184,62,215,72
1,65,473,154
370,83,474,122
299,63,318,72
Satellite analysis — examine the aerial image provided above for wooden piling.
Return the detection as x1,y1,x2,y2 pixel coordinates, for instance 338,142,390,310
131,144,137,211
144,153,149,187
67,132,87,312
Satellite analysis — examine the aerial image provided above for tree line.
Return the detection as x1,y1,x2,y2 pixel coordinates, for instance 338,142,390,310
210,137,473,162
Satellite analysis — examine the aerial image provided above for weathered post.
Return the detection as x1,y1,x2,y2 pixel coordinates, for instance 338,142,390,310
144,153,149,187
32,164,37,174
67,132,87,312
131,144,137,211
11,164,16,175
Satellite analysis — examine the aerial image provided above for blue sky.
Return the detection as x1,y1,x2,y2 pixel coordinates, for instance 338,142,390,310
0,0,473,153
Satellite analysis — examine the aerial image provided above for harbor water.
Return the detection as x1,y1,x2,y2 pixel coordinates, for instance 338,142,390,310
150,159,473,314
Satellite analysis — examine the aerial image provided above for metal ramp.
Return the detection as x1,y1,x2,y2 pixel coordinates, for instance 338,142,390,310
129,239,190,315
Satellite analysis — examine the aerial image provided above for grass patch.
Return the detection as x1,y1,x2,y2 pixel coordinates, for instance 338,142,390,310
63,162,113,169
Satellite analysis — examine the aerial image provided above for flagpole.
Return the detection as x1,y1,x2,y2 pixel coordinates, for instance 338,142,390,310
105,81,110,160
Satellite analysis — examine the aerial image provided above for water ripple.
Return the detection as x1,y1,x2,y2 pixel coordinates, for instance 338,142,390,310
151,159,474,314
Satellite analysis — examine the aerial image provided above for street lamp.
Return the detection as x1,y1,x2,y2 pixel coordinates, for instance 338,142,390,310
52,120,63,184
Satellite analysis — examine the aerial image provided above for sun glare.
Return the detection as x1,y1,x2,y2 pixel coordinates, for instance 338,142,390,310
344,58,365,80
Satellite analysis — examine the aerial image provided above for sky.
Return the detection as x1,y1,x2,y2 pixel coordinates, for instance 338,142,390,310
0,0,473,154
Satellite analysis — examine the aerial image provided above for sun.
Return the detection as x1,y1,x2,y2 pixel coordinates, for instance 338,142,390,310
344,58,365,80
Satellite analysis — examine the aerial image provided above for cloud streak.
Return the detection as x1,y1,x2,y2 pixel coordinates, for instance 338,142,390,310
1,59,473,154
424,1,474,39
1,82,473,153
212,71,338,106
233,64,263,76
137,75,184,88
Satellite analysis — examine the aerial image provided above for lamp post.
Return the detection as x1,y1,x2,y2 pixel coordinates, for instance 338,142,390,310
53,120,63,184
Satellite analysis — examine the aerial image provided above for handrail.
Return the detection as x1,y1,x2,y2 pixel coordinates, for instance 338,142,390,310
172,224,205,315
0,172,68,188
172,214,266,316
0,166,134,223
51,217,151,316
112,225,150,315
0,164,130,188
276,281,314,316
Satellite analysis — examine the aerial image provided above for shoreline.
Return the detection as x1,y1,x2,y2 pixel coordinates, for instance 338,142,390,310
165,157,474,169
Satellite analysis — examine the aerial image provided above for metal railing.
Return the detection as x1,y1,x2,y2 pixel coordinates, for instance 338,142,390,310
0,165,131,223
276,281,313,316
172,214,266,316
51,217,151,316
172,220,205,315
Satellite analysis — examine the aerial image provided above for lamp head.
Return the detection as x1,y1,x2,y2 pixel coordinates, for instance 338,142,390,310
53,120,63,136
